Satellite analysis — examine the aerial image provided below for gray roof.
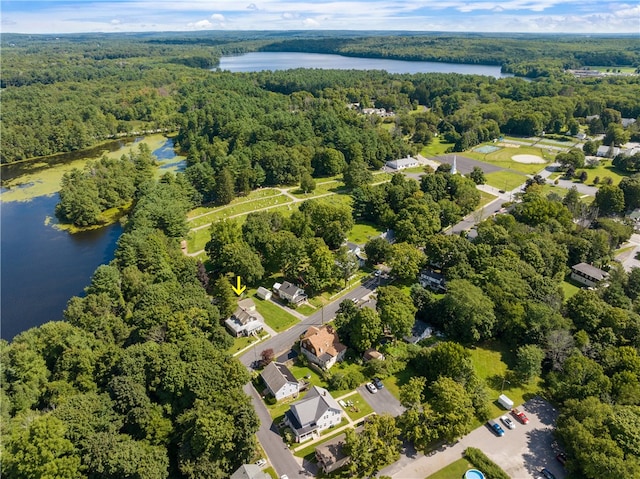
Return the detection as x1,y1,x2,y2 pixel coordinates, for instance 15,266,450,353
289,386,342,427
230,464,270,479
386,157,418,169
279,281,303,297
261,362,298,394
316,433,349,472
572,262,608,281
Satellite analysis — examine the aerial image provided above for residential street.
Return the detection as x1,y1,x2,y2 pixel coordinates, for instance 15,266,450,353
380,397,566,479
239,275,388,478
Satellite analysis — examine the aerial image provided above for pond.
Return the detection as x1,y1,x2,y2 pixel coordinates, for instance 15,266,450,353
0,137,184,340
218,51,512,78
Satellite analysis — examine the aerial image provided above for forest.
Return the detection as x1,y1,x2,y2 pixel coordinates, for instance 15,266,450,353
3,32,640,479
2,32,640,162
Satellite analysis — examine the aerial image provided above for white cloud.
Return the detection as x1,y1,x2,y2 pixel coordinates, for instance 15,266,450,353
187,19,212,29
246,3,258,10
302,17,319,26
281,12,298,19
210,13,225,22
110,19,120,24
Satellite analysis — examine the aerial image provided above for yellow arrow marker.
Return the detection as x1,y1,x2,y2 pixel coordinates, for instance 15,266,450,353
231,275,246,296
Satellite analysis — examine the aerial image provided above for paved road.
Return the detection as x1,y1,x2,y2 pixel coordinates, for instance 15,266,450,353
434,154,505,175
239,276,386,368
381,397,565,479
244,383,304,478
240,275,387,479
357,385,405,417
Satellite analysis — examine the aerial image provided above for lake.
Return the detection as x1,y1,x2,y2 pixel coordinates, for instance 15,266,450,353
0,137,184,340
218,51,512,78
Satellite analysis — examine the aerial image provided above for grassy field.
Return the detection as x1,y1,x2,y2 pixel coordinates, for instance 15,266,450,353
295,303,316,316
468,342,541,425
478,190,498,208
188,188,281,218
187,194,292,228
464,144,552,175
231,332,269,355
561,277,582,301
588,65,638,73
574,160,631,186
420,137,454,157
484,170,528,191
347,222,384,244
252,297,299,332
425,458,475,479
290,180,346,199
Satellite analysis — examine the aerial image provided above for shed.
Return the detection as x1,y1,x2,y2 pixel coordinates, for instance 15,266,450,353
256,286,272,301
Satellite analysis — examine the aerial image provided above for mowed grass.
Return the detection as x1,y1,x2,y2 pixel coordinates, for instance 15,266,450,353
574,160,631,186
290,180,346,199
425,458,475,479
468,342,541,425
252,297,299,332
340,391,375,422
484,170,528,191
478,190,498,208
421,137,454,157
187,188,281,218
464,144,552,175
561,277,582,301
347,222,384,244
187,194,292,228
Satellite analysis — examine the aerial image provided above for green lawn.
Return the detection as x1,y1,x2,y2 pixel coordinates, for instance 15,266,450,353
467,342,541,425
295,304,316,316
308,270,371,308
588,65,638,73
340,391,375,422
231,332,269,355
188,188,281,218
574,160,631,186
484,170,528,191
561,278,582,301
420,137,454,157
382,363,420,401
263,467,277,479
252,297,299,332
289,180,346,199
478,190,498,208
347,222,384,244
425,458,475,479
187,194,292,228
464,145,552,175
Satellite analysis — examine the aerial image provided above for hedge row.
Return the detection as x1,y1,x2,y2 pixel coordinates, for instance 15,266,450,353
464,447,511,479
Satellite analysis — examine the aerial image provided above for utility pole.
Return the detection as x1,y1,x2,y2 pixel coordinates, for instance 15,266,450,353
501,376,510,394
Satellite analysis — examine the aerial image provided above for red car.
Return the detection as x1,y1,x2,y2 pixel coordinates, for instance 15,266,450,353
512,408,530,424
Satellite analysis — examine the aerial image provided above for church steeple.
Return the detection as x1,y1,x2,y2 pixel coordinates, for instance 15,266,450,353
451,155,457,175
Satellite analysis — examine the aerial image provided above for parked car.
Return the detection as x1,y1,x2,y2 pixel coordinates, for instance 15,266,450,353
500,415,516,430
280,475,289,479
488,420,505,437
512,408,530,424
373,377,384,389
540,468,556,479
366,382,378,394
556,453,567,466
255,459,267,468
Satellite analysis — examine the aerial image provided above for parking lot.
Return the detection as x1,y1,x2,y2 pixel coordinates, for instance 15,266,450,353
384,397,566,479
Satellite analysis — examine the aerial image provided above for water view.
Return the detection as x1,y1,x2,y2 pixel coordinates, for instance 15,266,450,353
0,137,184,340
218,51,512,78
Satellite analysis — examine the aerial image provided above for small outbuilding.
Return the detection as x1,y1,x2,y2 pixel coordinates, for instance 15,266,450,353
256,286,272,301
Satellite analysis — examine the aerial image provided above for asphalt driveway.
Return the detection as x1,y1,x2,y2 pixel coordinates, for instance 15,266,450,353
357,385,405,417
382,397,566,479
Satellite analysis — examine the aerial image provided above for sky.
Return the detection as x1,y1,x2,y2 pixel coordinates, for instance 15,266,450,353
1,0,639,34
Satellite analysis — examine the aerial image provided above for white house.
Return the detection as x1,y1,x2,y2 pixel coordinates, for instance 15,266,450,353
571,262,609,288
224,299,264,337
386,156,418,170
300,325,347,370
260,362,299,401
285,386,343,442
345,242,366,267
273,281,307,305
419,269,447,293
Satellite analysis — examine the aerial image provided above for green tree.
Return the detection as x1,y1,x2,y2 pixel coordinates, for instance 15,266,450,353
595,184,625,216
468,166,486,185
619,176,640,210
365,237,393,265
344,158,374,190
399,376,427,410
350,307,384,353
515,344,545,383
441,279,496,343
388,242,425,281
344,414,401,478
215,168,235,205
299,170,316,193
334,246,360,288
3,414,82,479
211,276,238,319
429,376,474,443
376,285,417,340
219,242,265,285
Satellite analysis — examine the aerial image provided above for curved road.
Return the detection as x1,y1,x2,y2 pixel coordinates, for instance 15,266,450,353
240,276,388,479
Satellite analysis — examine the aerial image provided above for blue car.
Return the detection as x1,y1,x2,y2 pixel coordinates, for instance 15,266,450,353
489,420,505,437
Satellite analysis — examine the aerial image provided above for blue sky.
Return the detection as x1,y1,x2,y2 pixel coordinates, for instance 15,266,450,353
2,0,638,34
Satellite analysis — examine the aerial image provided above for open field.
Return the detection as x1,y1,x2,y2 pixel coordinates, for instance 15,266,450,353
347,222,384,244
188,188,281,218
188,194,292,228
252,297,299,332
484,170,528,191
574,160,631,186
588,65,638,73
561,277,582,301
421,137,454,157
463,144,553,175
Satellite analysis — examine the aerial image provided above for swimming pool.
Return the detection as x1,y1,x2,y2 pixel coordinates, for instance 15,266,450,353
464,469,485,479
